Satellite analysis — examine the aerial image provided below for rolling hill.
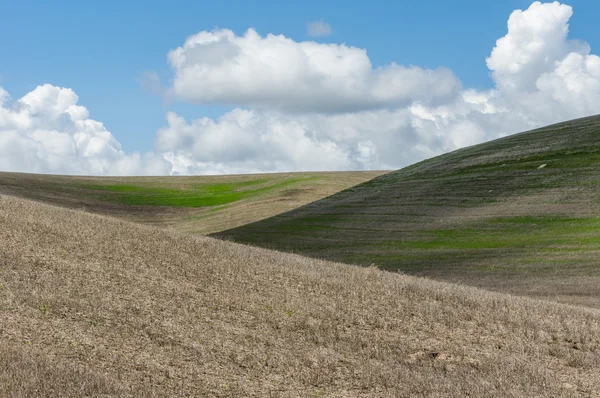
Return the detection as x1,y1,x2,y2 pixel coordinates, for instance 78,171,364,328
0,170,384,234
216,115,600,308
2,195,600,396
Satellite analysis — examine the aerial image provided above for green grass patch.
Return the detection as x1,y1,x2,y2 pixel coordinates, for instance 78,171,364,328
80,177,316,208
385,216,600,251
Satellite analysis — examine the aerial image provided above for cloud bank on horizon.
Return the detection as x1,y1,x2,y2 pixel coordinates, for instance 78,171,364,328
1,1,599,176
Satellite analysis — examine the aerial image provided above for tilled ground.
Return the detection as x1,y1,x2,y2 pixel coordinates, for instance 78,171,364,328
1,195,600,397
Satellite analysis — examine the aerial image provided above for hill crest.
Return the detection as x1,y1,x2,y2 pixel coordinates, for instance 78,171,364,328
215,115,600,308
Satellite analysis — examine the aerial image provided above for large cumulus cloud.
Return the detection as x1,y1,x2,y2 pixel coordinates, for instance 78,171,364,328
0,84,170,175
158,1,600,175
486,1,600,124
167,28,461,113
2,2,599,176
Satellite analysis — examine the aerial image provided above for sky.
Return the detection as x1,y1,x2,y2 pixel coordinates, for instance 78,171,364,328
1,0,599,175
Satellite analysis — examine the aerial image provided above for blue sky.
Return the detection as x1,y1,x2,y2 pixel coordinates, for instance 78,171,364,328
1,1,599,175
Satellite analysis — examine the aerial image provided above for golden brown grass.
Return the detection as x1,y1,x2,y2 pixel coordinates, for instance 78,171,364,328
2,195,600,397
0,170,385,235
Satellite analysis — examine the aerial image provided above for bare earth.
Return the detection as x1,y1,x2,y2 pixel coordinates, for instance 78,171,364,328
2,195,600,397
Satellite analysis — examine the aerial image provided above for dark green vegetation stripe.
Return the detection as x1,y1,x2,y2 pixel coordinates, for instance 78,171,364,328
214,115,600,296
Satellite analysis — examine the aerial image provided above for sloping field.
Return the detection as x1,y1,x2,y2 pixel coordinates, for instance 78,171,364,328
216,115,600,308
0,170,384,234
1,196,600,396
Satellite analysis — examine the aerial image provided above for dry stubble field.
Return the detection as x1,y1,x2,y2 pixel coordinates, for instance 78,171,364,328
2,195,600,397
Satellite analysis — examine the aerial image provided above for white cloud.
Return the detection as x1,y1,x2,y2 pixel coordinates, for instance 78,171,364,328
156,110,357,174
154,99,523,175
2,2,600,177
485,1,600,126
167,28,461,112
156,2,600,175
0,88,9,106
0,84,171,176
534,52,600,117
307,20,332,37
487,1,581,92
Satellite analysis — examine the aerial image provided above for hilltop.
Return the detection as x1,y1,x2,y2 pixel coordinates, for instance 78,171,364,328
216,115,600,308
0,170,384,234
1,195,600,396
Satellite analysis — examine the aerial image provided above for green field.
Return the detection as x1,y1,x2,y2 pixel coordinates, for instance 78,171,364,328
215,115,600,307
80,177,313,207
0,171,385,234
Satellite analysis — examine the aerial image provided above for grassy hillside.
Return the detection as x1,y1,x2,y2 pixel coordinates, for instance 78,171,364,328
2,196,600,396
0,170,384,234
216,115,600,308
